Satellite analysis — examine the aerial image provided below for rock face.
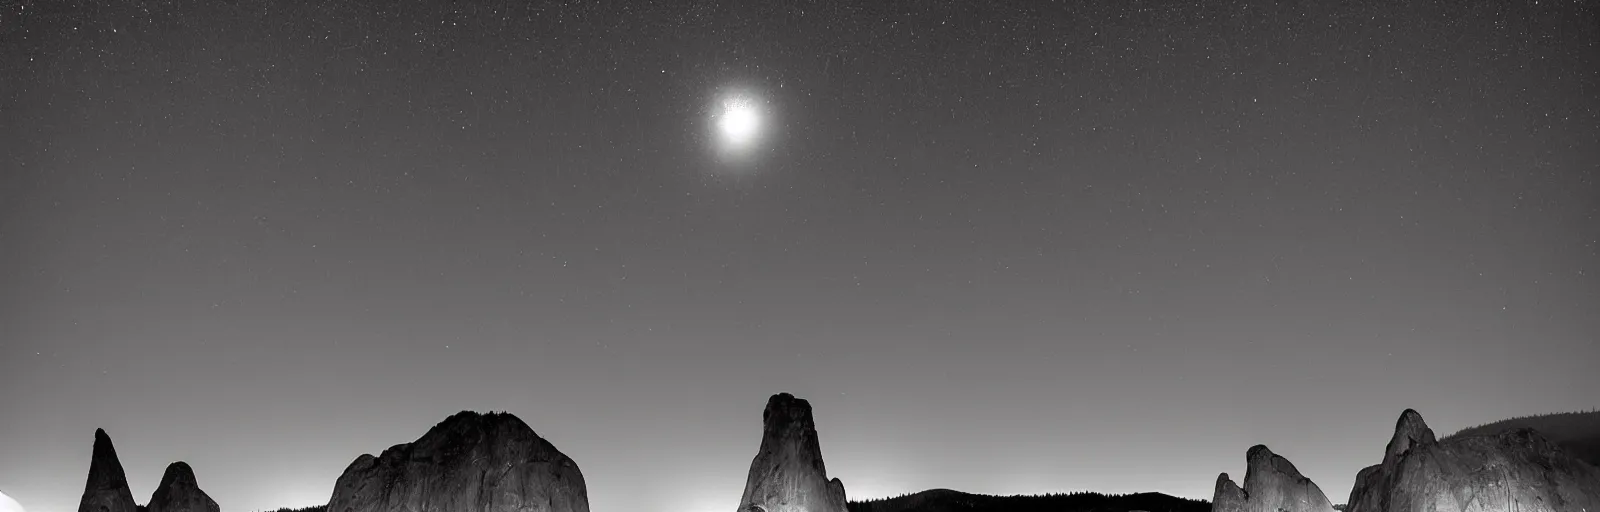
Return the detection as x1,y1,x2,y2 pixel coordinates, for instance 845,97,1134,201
1,489,26,512
326,411,589,512
1211,445,1337,512
78,429,138,512
1346,409,1600,512
1382,409,1437,469
737,393,848,512
1212,473,1249,512
146,462,219,512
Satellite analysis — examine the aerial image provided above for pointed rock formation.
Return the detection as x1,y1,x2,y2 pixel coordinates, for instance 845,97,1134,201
1211,445,1337,512
78,429,138,512
1346,409,1600,512
1212,473,1248,512
1381,409,1436,469
326,411,588,512
736,393,849,512
146,462,219,512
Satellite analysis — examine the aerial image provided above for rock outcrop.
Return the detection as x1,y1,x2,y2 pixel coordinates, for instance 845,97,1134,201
146,462,219,512
1346,409,1600,512
325,411,589,512
1212,473,1249,512
1,489,25,512
78,429,138,512
1381,409,1437,469
1211,445,1337,512
736,393,848,512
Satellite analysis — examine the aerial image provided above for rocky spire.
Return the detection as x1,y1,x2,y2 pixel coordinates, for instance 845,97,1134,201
1212,473,1248,512
736,393,849,512
1381,408,1436,468
77,429,137,512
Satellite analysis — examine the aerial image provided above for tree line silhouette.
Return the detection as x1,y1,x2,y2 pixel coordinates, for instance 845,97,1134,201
848,488,1211,512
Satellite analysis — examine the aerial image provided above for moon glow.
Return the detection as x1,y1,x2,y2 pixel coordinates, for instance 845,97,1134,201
709,90,769,162
720,98,761,147
718,97,760,146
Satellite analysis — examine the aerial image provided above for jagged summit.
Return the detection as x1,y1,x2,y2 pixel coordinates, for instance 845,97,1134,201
437,409,527,425
1244,445,1319,486
1381,408,1436,468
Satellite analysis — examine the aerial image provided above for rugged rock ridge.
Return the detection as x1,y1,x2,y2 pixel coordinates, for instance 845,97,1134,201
1346,409,1600,512
146,462,219,512
325,410,589,512
737,393,849,512
1210,445,1337,512
78,429,138,512
1349,409,1600,512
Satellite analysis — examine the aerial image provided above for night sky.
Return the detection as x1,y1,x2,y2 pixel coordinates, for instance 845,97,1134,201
2,1,1597,512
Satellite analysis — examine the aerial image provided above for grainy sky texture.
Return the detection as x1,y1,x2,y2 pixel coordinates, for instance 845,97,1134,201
2,1,1597,512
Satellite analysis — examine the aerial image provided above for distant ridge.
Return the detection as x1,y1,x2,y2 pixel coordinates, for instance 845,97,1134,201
1442,410,1600,467
848,489,1210,512
256,507,324,512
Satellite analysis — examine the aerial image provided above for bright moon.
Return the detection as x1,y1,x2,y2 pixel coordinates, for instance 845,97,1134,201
710,92,767,159
718,98,760,145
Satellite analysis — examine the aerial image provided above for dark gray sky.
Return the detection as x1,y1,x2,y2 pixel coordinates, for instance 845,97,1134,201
2,1,1596,512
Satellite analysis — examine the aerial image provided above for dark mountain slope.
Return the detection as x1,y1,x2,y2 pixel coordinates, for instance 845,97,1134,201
1443,410,1600,467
